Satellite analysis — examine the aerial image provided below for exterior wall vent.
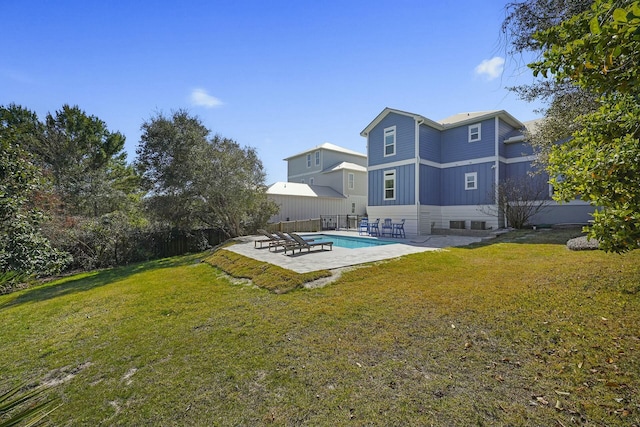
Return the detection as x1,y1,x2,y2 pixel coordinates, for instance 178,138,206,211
449,220,466,230
470,221,486,230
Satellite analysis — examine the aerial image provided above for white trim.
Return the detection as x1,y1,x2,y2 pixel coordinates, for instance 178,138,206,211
369,158,415,171
416,154,537,170
384,126,396,157
348,172,354,190
504,155,536,164
306,153,311,168
504,135,525,144
420,156,496,169
465,172,477,190
383,169,396,201
314,151,320,166
468,123,481,142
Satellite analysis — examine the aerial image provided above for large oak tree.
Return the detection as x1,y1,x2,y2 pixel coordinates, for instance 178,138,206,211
136,110,277,237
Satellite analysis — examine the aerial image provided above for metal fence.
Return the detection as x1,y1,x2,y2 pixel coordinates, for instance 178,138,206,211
267,215,366,233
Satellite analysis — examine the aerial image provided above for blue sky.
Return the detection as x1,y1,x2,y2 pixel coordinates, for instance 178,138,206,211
2,0,542,183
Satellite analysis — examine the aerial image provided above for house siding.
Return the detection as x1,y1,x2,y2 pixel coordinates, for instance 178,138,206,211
441,118,495,163
504,141,534,158
419,124,441,162
368,112,416,167
441,162,494,205
368,164,415,206
419,164,441,205
498,119,516,157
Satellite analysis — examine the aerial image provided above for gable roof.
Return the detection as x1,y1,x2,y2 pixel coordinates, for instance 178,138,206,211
266,182,346,199
323,161,367,173
360,107,442,136
283,142,366,161
360,107,525,136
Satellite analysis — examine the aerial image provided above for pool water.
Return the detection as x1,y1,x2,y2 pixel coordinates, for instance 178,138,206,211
304,234,397,249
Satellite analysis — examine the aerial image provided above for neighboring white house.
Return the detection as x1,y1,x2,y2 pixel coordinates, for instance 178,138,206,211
266,143,368,223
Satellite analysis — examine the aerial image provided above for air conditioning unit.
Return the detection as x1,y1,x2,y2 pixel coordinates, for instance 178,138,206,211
449,220,466,230
471,221,486,230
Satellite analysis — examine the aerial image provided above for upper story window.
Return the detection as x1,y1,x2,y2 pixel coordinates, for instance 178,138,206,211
384,126,396,157
306,154,311,168
315,151,320,166
384,170,396,200
465,172,477,190
468,123,481,142
348,173,354,190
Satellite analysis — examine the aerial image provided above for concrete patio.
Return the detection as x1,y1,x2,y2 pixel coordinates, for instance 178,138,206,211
225,231,488,273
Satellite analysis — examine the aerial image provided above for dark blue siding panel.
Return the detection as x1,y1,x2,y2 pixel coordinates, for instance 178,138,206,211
419,164,441,205
419,124,441,162
441,162,494,205
498,119,516,157
368,164,415,206
368,113,415,167
441,118,496,163
504,161,551,200
504,141,534,158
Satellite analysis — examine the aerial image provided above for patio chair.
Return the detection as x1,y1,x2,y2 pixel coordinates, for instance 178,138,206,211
369,219,380,236
284,233,333,254
254,229,287,249
381,218,393,237
273,231,314,251
358,218,369,235
392,219,406,238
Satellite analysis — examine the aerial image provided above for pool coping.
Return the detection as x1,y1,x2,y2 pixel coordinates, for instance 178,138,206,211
223,231,487,273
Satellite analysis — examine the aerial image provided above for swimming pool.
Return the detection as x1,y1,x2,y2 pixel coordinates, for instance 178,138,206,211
303,234,397,249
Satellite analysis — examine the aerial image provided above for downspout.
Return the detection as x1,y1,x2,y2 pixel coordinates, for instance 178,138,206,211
415,118,424,234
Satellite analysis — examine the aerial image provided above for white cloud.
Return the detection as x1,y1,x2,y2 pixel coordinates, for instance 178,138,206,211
190,88,223,108
474,56,505,81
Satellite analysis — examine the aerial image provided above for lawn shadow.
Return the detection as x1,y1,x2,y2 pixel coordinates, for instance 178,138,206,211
0,252,207,311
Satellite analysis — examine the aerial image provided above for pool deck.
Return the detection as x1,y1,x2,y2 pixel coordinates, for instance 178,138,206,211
224,231,490,273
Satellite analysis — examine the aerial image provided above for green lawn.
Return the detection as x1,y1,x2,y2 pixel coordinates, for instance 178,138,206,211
1,231,639,426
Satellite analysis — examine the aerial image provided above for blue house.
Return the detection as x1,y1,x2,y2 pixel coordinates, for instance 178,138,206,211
360,107,594,236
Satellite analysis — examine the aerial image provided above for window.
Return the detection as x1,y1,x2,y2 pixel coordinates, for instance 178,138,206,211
348,173,354,190
384,126,396,157
465,172,477,190
315,151,320,166
468,123,481,142
384,170,396,200
306,153,311,168
301,179,305,184
310,177,314,185
351,203,356,214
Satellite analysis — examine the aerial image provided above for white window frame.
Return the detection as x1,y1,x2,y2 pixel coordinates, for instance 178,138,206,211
348,173,354,190
465,172,477,190
384,126,396,157
314,151,320,166
468,123,481,142
384,170,396,200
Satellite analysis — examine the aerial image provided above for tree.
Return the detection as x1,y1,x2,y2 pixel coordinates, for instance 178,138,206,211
0,105,70,283
136,110,277,237
502,0,599,163
34,105,128,217
529,0,640,252
480,174,551,229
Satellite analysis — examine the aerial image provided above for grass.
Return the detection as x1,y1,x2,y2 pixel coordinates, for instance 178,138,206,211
0,231,639,426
